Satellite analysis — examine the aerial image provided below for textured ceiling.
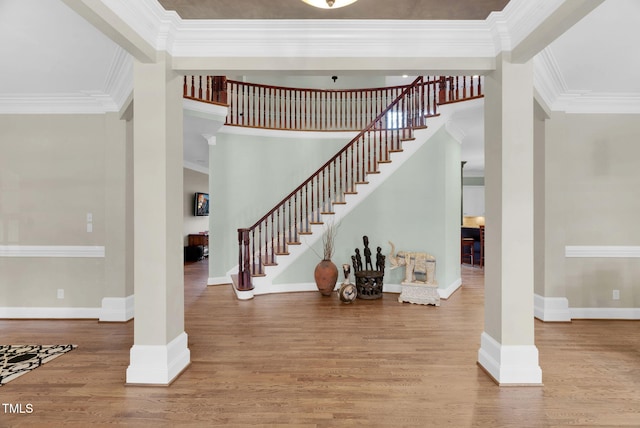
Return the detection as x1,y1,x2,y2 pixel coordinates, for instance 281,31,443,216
156,0,510,20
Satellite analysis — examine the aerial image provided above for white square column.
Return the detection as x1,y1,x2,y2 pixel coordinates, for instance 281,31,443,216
478,53,542,385
126,55,190,385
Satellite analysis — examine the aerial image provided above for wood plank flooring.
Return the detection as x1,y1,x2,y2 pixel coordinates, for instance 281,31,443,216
1,262,639,427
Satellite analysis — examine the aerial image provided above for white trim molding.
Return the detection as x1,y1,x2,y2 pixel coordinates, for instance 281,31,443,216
0,94,119,115
0,245,105,258
565,246,640,258
208,276,231,286
570,308,640,320
99,295,134,322
183,161,209,175
440,278,463,300
534,47,640,114
534,294,571,322
477,332,543,386
126,332,191,385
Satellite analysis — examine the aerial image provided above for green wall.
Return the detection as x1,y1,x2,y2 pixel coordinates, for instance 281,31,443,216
208,131,353,278
270,126,461,289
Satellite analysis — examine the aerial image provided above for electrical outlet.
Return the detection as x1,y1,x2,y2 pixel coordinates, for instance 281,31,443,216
87,223,93,233
57,289,64,299
612,290,620,300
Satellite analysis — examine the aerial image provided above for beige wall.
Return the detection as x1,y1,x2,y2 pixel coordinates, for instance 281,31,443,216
0,114,120,307
544,112,640,307
183,168,209,246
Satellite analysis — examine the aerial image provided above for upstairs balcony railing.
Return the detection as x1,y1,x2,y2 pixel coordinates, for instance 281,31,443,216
183,75,483,132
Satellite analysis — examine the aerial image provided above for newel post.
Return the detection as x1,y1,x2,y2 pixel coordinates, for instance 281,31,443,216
237,228,253,291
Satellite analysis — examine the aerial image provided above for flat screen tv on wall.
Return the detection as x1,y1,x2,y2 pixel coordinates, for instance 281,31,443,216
195,192,209,216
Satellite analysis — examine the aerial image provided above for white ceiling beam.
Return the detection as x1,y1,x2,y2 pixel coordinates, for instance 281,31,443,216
61,0,158,63
507,0,604,63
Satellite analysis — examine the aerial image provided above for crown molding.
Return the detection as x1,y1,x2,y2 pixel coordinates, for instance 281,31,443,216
533,47,568,111
555,92,640,114
169,20,496,60
486,0,566,54
97,0,497,61
0,47,131,115
0,93,118,115
103,46,133,110
98,0,175,52
500,0,566,51
183,161,209,175
533,46,640,114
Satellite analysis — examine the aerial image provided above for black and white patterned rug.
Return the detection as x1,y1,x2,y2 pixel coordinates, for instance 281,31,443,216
0,345,77,386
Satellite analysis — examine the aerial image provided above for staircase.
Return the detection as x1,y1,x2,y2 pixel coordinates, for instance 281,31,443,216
232,77,429,296
181,74,484,298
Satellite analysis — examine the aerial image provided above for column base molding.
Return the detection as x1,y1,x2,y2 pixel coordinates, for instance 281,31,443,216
99,295,134,322
126,332,190,385
534,294,571,322
477,332,543,386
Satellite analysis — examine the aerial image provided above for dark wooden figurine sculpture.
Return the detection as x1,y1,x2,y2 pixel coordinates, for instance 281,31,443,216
352,236,385,299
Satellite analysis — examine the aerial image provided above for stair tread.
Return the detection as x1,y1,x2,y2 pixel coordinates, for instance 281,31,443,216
320,212,335,215
309,221,324,225
367,170,380,174
389,149,404,153
251,273,267,277
333,201,347,205
355,181,369,185
275,251,290,256
287,241,302,245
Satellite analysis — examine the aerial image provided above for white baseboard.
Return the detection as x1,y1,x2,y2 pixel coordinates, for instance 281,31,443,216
383,283,402,293
534,294,571,322
477,332,542,385
126,332,191,385
440,277,462,299
253,282,321,295
570,307,640,320
230,278,461,300
0,306,100,319
99,295,134,322
208,276,231,285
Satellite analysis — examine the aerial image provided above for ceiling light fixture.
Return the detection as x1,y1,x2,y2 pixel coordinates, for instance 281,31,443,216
302,0,358,9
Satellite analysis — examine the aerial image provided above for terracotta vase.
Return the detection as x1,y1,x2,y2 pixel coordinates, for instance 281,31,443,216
314,259,339,296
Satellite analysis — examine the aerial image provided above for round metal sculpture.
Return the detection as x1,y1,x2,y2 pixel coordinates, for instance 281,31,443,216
352,236,385,300
338,264,357,303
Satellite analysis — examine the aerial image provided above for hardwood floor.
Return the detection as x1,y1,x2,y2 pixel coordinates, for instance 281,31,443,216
1,262,639,427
